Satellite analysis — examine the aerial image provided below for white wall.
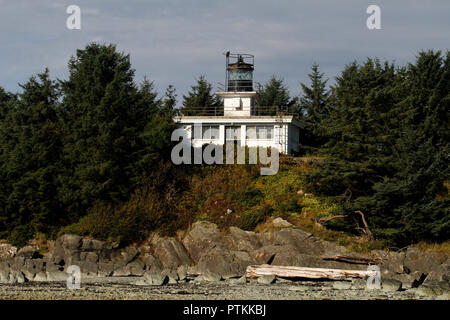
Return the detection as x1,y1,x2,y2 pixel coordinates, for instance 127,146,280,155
175,119,301,154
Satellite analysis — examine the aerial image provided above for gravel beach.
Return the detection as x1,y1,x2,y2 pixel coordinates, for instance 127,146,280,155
0,278,446,300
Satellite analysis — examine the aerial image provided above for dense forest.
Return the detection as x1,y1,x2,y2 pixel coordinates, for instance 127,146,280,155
0,43,448,248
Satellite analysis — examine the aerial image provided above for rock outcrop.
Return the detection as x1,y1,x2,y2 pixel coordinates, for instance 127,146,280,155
0,221,448,297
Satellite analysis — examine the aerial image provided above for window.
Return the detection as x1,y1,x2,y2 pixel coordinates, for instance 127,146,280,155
257,125,273,139
247,125,273,140
246,126,257,139
225,126,241,141
201,125,219,140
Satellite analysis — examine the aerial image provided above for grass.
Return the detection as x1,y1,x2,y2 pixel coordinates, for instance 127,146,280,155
412,241,450,253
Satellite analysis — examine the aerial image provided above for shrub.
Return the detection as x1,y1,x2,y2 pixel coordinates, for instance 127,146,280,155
239,203,274,231
60,185,177,245
7,225,34,248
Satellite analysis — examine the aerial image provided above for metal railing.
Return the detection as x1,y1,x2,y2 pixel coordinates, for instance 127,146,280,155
176,106,299,117
217,82,262,92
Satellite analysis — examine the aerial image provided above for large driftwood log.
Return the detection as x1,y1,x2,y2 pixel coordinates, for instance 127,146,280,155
246,265,377,280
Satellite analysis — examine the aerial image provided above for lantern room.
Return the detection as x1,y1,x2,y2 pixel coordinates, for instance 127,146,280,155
225,52,254,92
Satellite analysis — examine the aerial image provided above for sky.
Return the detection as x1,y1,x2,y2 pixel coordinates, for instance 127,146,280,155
1,0,449,107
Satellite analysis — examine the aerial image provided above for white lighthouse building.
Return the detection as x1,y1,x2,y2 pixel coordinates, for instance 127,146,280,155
174,52,302,154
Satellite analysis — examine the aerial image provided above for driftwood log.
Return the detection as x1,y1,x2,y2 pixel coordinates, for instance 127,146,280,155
246,265,377,281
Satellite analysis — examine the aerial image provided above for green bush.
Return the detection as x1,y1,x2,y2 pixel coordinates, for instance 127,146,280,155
7,225,34,248
60,185,177,245
239,204,274,231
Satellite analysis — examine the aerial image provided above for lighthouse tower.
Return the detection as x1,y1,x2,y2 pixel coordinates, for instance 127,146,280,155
173,51,302,154
216,52,258,117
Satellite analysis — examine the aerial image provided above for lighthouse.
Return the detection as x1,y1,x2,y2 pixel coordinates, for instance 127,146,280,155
174,52,302,154
216,53,258,117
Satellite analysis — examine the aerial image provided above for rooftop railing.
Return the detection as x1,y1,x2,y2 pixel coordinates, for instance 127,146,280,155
176,106,299,117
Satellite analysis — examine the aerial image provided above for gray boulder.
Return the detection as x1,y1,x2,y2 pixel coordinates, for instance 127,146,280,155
182,221,222,263
382,270,425,289
197,271,222,283
382,279,402,292
112,265,131,277
128,259,145,276
98,263,115,277
81,239,104,251
110,247,138,267
20,258,44,280
222,227,262,252
8,270,26,284
80,252,99,263
17,246,40,259
46,271,68,281
261,228,325,255
10,256,25,270
416,283,447,297
53,234,82,263
272,217,293,228
236,275,248,284
379,251,406,274
252,246,277,265
138,272,169,286
257,275,275,285
33,271,48,282
403,248,447,274
161,268,179,284
0,270,10,283
74,261,98,276
0,260,10,271
177,265,188,281
152,237,192,269
46,262,63,273
194,248,254,278
140,253,163,272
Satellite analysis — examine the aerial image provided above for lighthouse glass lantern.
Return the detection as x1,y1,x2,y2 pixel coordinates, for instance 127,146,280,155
226,52,254,92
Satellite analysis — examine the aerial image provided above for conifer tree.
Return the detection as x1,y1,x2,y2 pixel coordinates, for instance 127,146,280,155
161,84,177,116
182,76,220,115
306,53,449,245
256,76,296,114
299,63,330,151
59,43,150,218
0,69,62,244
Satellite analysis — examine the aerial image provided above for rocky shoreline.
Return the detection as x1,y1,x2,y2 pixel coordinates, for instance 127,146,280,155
0,220,448,299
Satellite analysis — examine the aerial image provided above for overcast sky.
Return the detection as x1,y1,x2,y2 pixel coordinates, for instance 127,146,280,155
1,0,449,106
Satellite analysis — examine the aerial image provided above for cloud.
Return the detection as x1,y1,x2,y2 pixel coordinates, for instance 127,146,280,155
0,0,449,105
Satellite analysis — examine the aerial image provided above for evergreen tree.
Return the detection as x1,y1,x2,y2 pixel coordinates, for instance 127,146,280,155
0,87,14,120
311,59,403,196
0,69,62,244
59,43,150,219
299,64,330,151
256,76,297,114
133,80,176,176
161,84,177,116
182,76,221,115
307,53,449,245
368,51,450,243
